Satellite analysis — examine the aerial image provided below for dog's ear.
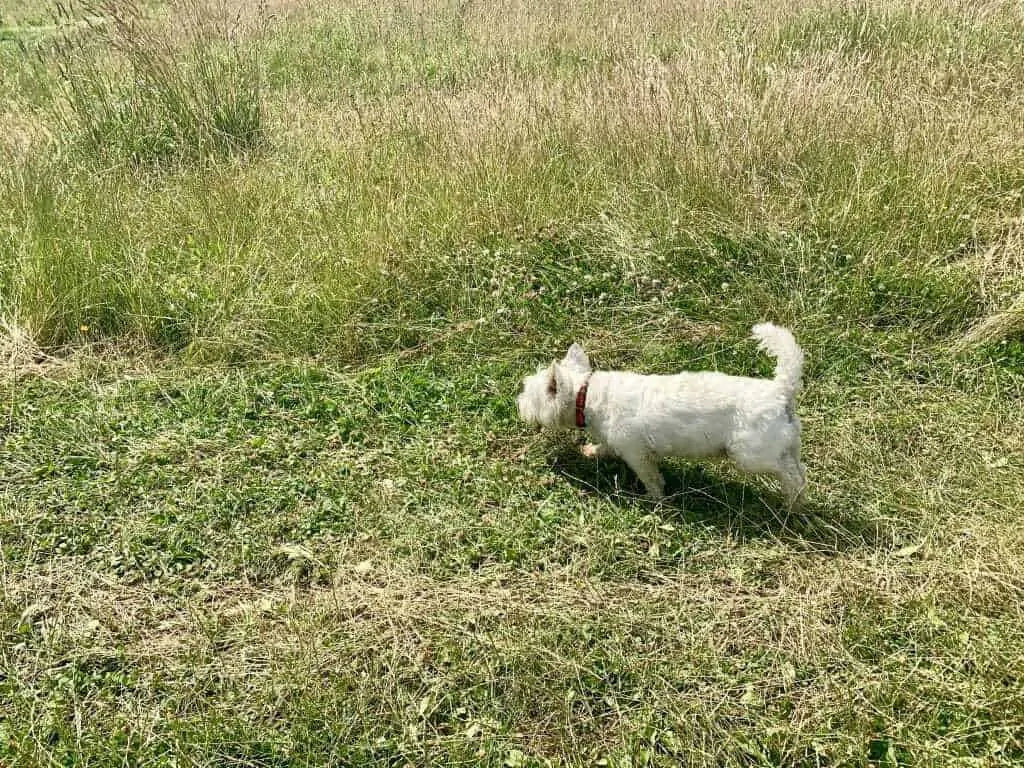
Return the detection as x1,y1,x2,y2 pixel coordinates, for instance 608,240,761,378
552,362,575,398
562,343,591,372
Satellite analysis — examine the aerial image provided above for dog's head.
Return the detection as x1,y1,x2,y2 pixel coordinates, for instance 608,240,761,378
516,343,591,429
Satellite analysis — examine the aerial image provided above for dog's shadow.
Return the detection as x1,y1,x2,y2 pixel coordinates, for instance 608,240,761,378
550,444,881,552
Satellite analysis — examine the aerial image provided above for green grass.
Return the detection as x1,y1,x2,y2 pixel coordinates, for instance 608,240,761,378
2,0,1024,765
42,0,264,166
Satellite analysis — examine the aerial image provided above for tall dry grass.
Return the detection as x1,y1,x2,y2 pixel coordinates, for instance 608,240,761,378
2,0,1022,358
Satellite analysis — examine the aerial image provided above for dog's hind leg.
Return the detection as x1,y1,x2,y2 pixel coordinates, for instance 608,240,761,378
728,443,804,508
776,451,806,509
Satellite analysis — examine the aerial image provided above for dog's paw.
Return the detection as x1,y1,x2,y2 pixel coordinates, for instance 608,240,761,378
645,481,666,500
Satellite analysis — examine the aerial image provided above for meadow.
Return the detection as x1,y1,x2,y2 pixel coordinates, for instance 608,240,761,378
1,0,1023,765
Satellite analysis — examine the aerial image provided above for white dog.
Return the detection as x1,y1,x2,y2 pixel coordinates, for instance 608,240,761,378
516,323,806,504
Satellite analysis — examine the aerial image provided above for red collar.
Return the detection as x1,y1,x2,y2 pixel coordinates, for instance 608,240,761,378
575,378,590,428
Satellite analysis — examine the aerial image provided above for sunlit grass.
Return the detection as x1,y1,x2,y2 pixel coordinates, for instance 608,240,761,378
1,0,1023,765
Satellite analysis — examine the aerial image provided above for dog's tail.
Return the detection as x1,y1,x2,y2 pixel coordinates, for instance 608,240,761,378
751,323,803,395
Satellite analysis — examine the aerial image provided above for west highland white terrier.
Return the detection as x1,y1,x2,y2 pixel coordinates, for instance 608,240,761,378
516,323,806,504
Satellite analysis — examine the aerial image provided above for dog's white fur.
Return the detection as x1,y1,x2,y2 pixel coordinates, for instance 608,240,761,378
516,323,806,504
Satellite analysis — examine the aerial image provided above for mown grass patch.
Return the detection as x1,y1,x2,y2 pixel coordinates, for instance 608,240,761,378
2,0,1024,765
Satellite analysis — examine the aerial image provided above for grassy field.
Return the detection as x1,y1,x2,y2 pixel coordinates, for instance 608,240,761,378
2,0,1024,765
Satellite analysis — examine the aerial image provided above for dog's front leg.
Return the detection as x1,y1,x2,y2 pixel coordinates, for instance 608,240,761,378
618,448,665,499
581,443,614,459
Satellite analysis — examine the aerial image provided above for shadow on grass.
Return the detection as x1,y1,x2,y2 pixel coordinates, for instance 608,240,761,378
549,443,885,553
